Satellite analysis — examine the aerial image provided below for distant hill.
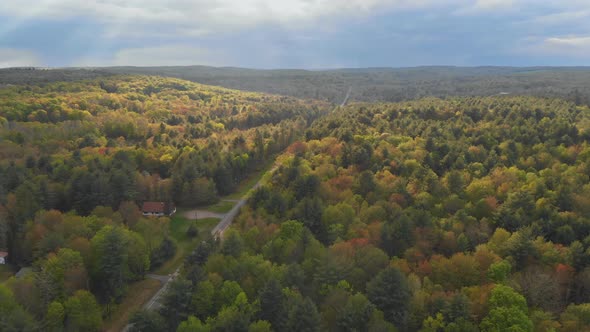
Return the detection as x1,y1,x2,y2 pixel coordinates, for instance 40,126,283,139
0,67,113,87
2,66,590,104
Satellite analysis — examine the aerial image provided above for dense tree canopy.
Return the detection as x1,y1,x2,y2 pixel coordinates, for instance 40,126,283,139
158,96,590,331
2,74,590,331
0,76,329,330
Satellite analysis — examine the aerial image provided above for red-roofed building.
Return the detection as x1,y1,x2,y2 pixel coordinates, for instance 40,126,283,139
141,202,176,217
0,251,7,265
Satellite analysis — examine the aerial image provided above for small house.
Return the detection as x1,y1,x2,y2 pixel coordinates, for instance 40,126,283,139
0,251,7,265
141,201,176,217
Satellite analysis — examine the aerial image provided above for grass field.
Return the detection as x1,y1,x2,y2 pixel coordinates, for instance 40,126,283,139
102,278,162,332
203,201,235,213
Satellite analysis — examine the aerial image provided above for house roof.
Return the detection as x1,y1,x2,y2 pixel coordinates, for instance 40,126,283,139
0,251,7,258
142,201,166,213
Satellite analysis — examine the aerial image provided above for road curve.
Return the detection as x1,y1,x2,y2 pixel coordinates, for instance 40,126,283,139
211,166,277,239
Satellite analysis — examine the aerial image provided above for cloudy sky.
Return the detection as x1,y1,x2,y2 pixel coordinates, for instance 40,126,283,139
0,0,589,68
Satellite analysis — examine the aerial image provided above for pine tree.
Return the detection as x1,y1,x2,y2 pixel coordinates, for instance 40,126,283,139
129,310,166,332
258,279,286,331
159,278,192,330
286,297,320,332
366,267,411,329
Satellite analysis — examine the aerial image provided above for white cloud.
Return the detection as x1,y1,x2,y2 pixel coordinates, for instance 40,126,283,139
454,0,590,16
540,36,590,56
2,1,589,29
0,48,41,68
471,0,515,10
529,10,590,26
0,0,492,37
546,36,590,47
454,0,522,15
517,35,590,58
0,1,407,28
74,45,228,67
1,0,588,38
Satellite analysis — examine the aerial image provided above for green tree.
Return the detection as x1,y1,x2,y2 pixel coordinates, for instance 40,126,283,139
443,293,470,323
36,248,87,307
90,226,128,302
480,285,533,332
286,297,321,332
192,280,216,320
354,170,377,197
487,260,511,283
129,310,166,332
366,267,411,329
293,197,326,243
337,293,375,332
46,301,65,332
257,278,286,331
160,278,193,330
0,284,37,331
221,230,244,258
177,316,210,332
126,230,150,279
218,280,245,310
248,320,272,332
64,290,102,332
207,305,250,332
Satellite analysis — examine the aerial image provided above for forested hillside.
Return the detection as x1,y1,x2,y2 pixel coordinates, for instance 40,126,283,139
0,76,329,330
3,66,590,106
142,96,590,331
104,66,590,105
0,68,113,87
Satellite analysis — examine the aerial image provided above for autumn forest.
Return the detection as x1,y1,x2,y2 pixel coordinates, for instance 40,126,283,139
1,72,590,332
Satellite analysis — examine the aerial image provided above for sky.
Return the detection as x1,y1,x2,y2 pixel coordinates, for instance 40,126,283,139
0,0,589,69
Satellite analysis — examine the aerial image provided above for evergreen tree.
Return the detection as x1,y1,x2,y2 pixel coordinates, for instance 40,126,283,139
159,278,193,330
64,290,102,332
90,226,128,302
257,279,286,331
286,297,321,332
366,267,411,329
129,310,166,332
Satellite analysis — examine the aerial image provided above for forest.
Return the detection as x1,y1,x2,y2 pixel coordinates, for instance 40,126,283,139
104,66,590,106
3,66,590,106
131,96,590,332
1,74,590,332
0,75,329,331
